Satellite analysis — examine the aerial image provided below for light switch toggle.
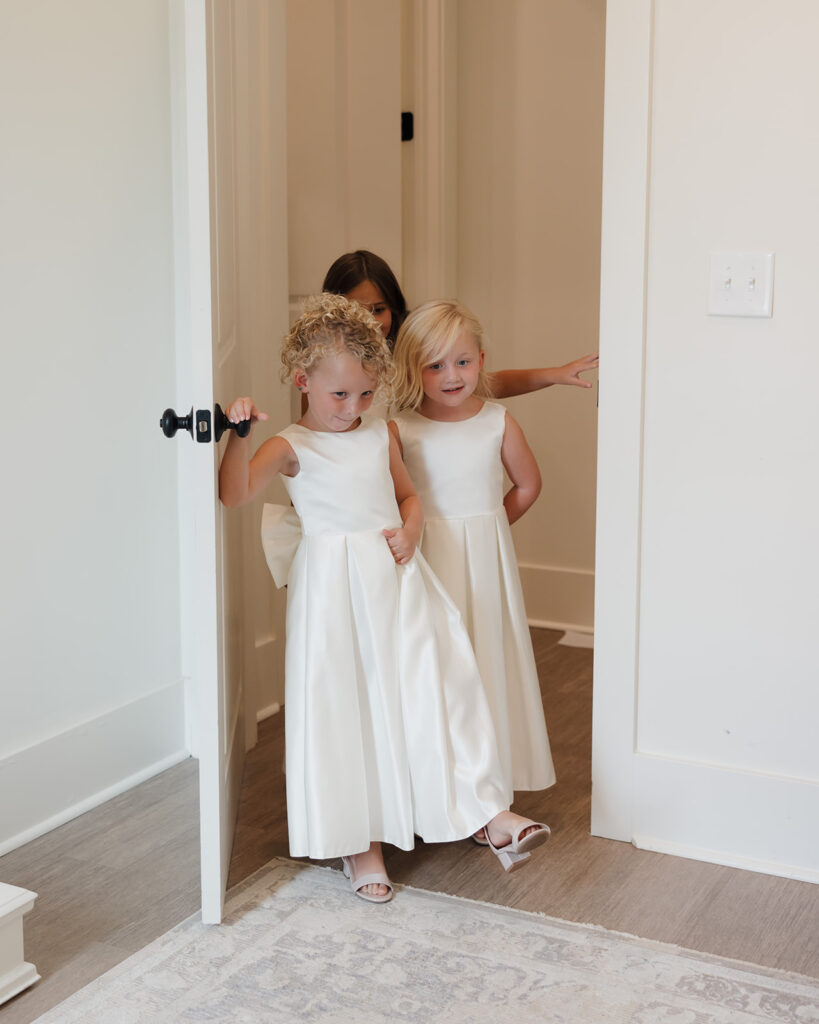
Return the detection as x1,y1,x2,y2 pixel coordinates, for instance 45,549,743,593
708,252,774,317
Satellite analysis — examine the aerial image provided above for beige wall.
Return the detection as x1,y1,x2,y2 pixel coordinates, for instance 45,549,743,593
286,0,605,630
456,0,605,629
286,0,402,297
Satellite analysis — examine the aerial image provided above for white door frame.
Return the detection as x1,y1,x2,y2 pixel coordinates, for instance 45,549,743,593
590,0,654,843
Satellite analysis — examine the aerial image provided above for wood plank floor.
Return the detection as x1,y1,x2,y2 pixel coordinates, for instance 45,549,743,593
228,628,819,977
3,628,817,1022
0,761,201,1024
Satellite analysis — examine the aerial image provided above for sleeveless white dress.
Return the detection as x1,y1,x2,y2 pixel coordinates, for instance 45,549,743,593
392,402,556,793
260,415,510,860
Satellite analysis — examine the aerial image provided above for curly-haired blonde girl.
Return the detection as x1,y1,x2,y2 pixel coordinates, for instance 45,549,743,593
281,292,394,399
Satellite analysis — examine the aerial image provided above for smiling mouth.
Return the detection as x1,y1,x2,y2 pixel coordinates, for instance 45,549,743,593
442,386,463,393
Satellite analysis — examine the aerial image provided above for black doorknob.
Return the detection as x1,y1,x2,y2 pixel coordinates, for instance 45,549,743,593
160,407,194,439
214,403,252,442
160,404,252,442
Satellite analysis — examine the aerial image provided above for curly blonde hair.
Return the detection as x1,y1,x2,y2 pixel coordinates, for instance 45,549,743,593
281,293,395,397
392,300,492,411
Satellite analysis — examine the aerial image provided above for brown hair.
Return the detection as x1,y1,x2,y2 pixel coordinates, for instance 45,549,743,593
322,250,408,344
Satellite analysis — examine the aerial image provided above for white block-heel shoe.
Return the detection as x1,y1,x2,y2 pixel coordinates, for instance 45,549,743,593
486,820,550,872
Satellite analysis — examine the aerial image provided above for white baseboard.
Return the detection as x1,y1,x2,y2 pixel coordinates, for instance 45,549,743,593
256,702,281,723
527,618,595,634
0,680,189,857
603,752,819,885
254,632,284,723
631,834,819,886
518,563,595,634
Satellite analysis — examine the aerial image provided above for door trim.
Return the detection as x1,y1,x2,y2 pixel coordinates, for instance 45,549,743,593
171,0,225,923
402,0,458,305
590,0,655,842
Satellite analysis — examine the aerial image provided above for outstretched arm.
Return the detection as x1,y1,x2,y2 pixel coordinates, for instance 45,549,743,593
490,352,599,399
383,430,423,564
500,412,542,525
218,397,298,508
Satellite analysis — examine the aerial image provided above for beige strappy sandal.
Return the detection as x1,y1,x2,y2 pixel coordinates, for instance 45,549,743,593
341,856,394,904
471,828,490,847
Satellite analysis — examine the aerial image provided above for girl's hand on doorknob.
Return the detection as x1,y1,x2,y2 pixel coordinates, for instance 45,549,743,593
225,397,268,428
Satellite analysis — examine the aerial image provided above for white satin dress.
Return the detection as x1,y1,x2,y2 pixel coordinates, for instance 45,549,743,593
260,415,510,860
392,402,556,794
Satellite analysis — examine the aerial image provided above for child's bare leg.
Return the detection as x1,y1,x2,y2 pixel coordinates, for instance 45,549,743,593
344,841,390,898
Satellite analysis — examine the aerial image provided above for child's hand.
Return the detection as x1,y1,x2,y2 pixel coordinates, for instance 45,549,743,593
554,353,599,388
382,527,417,565
225,397,269,428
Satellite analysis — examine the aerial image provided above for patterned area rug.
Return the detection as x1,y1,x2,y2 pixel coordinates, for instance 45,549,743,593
34,859,818,1023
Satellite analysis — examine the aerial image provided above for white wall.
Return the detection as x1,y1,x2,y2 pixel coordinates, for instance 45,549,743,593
640,0,819,783
455,0,605,631
0,1,187,853
593,0,819,880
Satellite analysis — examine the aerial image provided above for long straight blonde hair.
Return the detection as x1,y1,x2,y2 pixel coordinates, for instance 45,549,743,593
392,300,492,411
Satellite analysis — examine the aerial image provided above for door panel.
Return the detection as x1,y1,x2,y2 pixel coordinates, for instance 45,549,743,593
175,0,289,924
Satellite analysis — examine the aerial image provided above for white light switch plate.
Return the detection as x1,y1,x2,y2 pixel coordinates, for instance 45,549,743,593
708,251,774,317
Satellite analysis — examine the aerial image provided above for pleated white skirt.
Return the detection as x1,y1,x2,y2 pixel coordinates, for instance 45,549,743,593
280,527,510,860
420,509,556,793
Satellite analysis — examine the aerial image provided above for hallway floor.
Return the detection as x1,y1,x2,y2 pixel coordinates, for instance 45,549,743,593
2,629,817,1023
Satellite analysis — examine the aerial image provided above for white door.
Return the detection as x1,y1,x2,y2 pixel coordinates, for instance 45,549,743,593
175,0,290,924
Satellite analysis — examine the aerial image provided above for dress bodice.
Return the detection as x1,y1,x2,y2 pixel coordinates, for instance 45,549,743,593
278,416,401,535
392,402,507,519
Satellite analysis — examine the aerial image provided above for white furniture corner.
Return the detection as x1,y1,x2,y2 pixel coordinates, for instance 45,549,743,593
0,883,39,1005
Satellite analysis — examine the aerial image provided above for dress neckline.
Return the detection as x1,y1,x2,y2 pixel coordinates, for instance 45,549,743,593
288,415,372,436
409,401,490,425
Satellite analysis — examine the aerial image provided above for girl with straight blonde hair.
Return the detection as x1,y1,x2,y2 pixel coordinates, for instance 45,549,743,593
390,300,556,854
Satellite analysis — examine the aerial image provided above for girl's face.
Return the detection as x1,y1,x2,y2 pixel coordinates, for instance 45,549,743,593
295,347,377,432
420,332,485,410
346,280,392,339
